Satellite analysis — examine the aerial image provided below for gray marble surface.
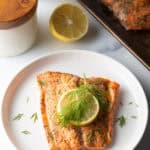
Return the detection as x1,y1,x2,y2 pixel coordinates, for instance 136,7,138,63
0,0,149,149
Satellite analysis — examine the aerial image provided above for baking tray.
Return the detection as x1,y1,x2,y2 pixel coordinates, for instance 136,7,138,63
78,0,150,70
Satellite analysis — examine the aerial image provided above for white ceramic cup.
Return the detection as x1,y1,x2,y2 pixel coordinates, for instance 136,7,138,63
0,15,37,57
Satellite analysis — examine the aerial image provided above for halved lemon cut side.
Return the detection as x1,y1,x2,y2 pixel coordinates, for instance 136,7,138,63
50,3,89,42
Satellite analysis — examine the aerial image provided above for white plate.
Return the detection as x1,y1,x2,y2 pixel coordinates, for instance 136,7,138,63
2,50,148,150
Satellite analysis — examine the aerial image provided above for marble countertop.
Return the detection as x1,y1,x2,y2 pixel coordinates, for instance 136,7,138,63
0,0,149,149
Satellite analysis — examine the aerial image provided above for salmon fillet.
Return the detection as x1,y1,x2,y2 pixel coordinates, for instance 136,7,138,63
101,0,150,30
37,72,120,150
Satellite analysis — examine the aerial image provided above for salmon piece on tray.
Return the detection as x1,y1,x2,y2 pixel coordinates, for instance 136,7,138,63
37,72,120,150
101,0,150,30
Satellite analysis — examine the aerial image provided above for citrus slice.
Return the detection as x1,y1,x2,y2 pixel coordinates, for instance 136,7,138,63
50,3,89,42
57,89,100,126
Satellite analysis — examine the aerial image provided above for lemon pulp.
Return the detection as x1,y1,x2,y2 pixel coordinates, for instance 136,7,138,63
50,3,89,42
57,89,100,126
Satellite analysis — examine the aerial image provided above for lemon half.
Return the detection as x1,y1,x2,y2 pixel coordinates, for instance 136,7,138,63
57,89,100,126
50,3,89,42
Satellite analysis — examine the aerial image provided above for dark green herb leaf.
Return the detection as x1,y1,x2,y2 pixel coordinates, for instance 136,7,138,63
21,130,31,135
116,116,126,127
30,112,38,123
88,85,109,111
82,74,108,111
13,113,24,121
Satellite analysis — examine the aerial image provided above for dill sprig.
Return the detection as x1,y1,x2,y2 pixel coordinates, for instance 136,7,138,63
116,115,126,127
82,73,109,111
86,84,109,111
13,113,24,121
58,88,93,126
58,75,109,126
30,112,38,123
21,130,31,135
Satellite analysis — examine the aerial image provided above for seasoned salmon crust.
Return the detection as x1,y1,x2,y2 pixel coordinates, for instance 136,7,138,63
101,0,150,30
37,72,120,150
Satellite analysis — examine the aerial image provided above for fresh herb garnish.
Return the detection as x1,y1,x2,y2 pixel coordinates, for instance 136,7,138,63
58,89,93,126
87,84,109,111
116,116,126,127
86,128,103,144
13,113,24,121
82,74,109,111
58,75,108,126
21,130,31,135
30,112,38,123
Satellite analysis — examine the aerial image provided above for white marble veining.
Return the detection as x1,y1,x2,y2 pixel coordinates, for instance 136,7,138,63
0,0,149,150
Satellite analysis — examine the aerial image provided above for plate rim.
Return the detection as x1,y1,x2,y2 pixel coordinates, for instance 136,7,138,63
1,49,149,149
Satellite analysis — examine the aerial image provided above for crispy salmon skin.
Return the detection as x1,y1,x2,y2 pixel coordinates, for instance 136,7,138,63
37,72,120,150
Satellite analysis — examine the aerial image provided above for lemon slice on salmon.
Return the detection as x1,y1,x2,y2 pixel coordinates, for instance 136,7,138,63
57,89,100,126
